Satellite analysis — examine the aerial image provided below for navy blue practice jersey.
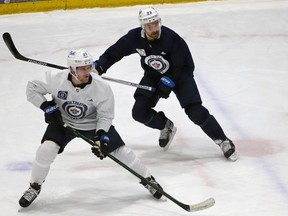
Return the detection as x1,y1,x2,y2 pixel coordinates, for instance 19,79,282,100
97,26,195,84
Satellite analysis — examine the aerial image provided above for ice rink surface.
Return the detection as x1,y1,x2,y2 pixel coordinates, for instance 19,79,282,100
0,0,288,215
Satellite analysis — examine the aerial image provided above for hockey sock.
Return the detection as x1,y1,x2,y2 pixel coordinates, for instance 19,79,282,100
30,140,60,184
111,146,150,178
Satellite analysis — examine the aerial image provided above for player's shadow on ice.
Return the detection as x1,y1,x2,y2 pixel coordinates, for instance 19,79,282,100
135,137,285,164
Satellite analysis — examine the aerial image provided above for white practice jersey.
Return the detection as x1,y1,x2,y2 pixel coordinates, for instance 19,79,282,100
26,69,114,132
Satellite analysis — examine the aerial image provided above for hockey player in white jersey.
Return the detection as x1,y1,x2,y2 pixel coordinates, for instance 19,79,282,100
19,49,163,208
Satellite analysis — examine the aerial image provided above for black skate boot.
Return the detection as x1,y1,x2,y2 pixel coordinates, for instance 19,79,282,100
140,176,163,199
19,182,41,207
215,138,239,161
158,112,177,150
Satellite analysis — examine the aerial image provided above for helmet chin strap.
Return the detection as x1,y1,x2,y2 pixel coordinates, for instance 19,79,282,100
69,66,80,81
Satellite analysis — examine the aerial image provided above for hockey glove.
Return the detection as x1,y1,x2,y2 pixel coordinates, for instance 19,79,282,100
40,101,63,124
157,76,175,99
91,130,109,160
93,61,105,75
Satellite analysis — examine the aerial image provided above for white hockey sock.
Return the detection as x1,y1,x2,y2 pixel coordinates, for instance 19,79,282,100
30,140,60,184
111,146,150,178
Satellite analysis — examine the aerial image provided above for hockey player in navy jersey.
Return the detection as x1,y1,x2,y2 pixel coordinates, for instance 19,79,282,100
94,7,238,161
19,49,163,208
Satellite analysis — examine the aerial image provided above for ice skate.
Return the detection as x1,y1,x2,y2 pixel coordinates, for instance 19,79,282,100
19,183,41,208
140,176,163,199
216,138,239,161
158,112,177,150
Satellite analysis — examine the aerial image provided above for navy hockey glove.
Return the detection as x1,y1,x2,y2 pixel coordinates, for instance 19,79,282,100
40,101,63,124
157,76,175,99
93,61,105,75
91,130,109,160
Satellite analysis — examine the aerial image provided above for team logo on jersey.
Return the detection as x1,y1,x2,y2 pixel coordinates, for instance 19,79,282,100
57,91,68,100
62,101,88,119
144,55,170,74
136,49,146,56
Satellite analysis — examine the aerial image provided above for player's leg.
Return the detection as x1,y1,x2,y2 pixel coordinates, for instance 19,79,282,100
106,125,164,199
175,76,238,161
19,124,74,207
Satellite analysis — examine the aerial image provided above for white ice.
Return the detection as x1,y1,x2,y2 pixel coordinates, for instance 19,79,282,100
0,0,288,215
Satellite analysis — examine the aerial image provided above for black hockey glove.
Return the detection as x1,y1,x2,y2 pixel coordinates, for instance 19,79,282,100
40,101,63,124
91,130,109,160
93,61,105,75
157,76,175,99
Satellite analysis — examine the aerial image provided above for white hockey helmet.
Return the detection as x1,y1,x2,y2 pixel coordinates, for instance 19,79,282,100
138,7,161,28
67,48,93,73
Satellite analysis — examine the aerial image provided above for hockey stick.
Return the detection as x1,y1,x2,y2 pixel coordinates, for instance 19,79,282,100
63,123,215,212
100,76,155,92
2,32,156,92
